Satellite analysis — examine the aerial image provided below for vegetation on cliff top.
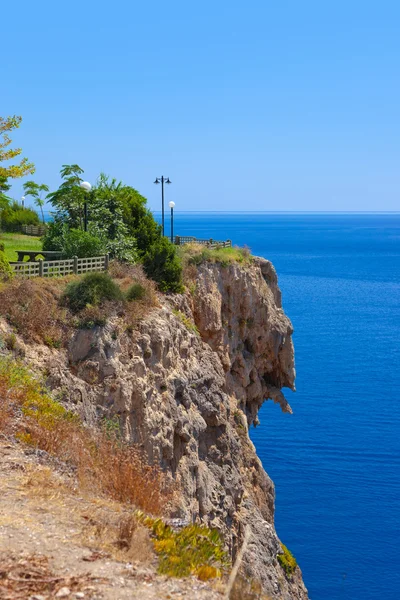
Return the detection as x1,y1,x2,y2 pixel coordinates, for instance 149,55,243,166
0,263,158,346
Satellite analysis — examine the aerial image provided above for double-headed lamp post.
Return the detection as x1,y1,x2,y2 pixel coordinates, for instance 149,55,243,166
79,181,92,232
154,176,171,236
169,201,175,243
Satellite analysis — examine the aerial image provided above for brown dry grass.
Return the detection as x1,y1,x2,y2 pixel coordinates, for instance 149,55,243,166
108,261,159,330
0,552,100,599
0,263,159,344
82,511,155,564
0,278,72,347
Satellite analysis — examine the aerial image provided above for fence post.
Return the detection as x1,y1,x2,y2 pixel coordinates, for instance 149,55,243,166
38,259,44,277
175,236,180,246
227,239,232,247
73,255,78,275
104,254,109,271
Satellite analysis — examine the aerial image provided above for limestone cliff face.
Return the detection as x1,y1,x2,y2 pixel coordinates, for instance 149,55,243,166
19,258,308,599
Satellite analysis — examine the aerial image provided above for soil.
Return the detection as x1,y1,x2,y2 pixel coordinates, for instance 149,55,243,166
0,440,224,600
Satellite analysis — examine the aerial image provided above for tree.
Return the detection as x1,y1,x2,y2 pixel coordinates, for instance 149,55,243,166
89,174,137,262
0,116,35,180
0,177,11,212
119,186,162,256
0,176,11,194
23,181,49,224
46,164,86,228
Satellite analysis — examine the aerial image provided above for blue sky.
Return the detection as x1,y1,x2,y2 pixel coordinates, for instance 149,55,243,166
3,0,400,211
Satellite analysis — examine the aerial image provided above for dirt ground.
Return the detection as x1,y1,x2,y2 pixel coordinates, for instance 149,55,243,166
0,440,224,600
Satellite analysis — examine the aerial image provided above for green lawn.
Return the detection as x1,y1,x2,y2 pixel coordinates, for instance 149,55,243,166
0,232,43,261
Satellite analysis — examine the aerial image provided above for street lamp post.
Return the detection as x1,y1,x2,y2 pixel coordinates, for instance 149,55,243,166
169,201,175,243
79,181,92,232
154,176,171,236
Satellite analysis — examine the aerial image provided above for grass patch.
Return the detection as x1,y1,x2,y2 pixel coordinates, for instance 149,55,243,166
277,544,297,577
0,278,69,346
0,357,172,515
179,243,253,269
0,232,43,261
172,309,199,336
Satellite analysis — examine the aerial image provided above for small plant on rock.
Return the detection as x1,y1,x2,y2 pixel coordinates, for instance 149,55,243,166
126,282,146,301
277,544,297,577
62,272,123,312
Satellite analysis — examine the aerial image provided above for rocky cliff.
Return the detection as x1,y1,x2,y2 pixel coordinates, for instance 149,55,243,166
19,257,308,599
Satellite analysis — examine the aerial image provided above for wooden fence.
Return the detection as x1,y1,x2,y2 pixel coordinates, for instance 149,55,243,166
21,224,47,236
10,255,109,278
174,236,232,249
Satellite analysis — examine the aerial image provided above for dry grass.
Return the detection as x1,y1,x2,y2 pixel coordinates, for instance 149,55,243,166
0,358,173,516
0,552,100,599
0,278,71,346
0,262,159,343
82,511,155,564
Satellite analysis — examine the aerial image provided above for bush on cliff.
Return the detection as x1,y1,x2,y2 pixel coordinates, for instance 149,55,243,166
62,272,123,312
277,543,297,576
143,237,184,293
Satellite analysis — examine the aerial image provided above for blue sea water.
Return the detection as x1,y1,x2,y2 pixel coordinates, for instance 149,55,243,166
165,212,400,600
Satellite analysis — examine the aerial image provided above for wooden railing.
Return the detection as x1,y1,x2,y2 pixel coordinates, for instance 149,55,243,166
21,224,47,236
10,255,109,278
174,236,232,249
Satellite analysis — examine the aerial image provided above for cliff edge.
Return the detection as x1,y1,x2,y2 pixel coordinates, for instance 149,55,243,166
14,257,308,599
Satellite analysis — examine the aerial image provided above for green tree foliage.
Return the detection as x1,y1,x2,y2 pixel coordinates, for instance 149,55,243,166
62,272,123,312
143,236,183,293
44,166,183,292
119,186,162,256
0,176,11,193
0,116,35,180
46,164,86,229
23,180,49,224
0,201,39,232
60,228,106,258
89,174,137,262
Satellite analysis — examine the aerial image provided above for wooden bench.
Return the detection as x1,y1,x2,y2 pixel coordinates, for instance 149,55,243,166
14,250,64,262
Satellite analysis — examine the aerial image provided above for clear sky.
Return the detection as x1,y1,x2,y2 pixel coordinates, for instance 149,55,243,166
3,0,400,212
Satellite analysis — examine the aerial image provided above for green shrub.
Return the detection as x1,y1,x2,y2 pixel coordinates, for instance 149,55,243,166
42,219,65,252
143,237,183,293
277,544,297,577
0,202,40,232
0,250,13,281
62,272,123,312
126,282,146,301
60,228,106,258
136,514,228,580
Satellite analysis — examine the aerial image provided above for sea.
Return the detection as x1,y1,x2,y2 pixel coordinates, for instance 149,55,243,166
163,212,400,600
